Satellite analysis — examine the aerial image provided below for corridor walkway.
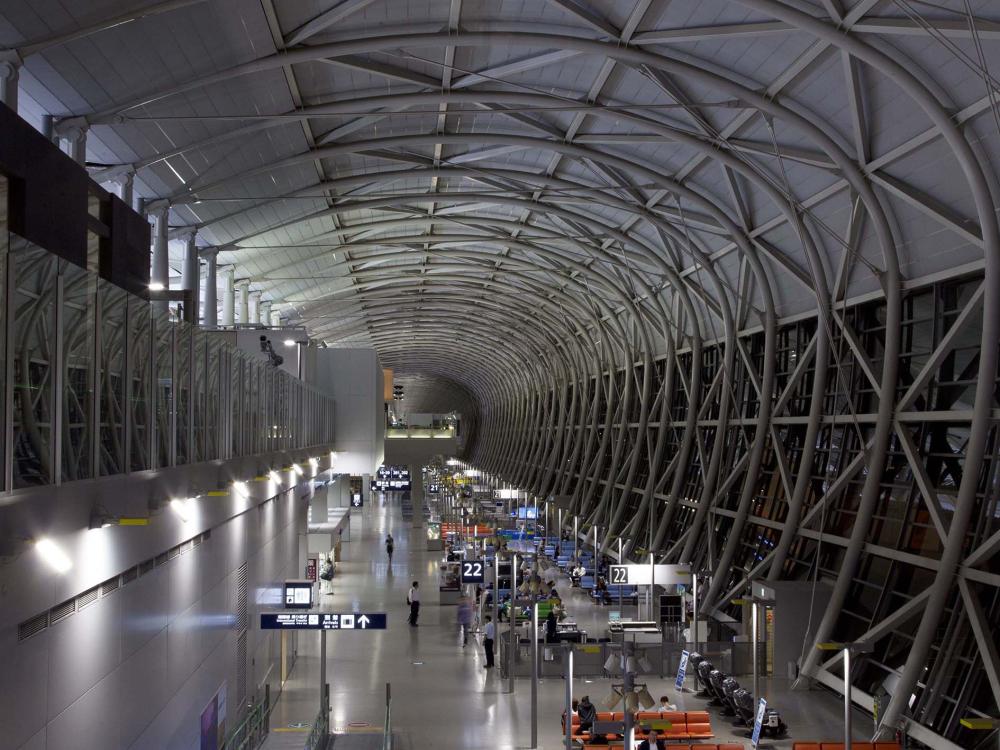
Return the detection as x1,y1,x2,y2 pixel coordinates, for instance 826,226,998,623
266,493,867,749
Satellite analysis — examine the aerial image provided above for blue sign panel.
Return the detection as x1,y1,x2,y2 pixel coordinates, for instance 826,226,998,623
260,612,387,630
675,649,690,690
751,697,767,748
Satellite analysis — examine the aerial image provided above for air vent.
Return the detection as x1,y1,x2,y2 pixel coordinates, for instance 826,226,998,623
236,562,249,632
18,613,48,641
77,586,100,610
155,552,168,566
179,540,193,554
236,629,248,706
101,577,120,596
121,567,138,584
139,558,155,575
167,546,180,560
202,529,211,541
50,599,76,624
192,535,202,547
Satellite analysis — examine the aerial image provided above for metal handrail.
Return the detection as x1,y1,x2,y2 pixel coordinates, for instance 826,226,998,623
383,682,393,750
220,696,273,750
304,707,328,750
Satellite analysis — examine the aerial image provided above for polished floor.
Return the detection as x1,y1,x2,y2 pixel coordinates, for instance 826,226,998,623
265,493,872,749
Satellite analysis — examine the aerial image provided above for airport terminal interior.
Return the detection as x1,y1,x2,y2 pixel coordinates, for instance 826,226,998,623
1,1,1000,749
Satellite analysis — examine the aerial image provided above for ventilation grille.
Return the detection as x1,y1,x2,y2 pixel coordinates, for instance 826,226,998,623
236,562,249,632
77,586,100,610
236,629,248,706
17,532,208,642
50,599,76,624
18,613,48,641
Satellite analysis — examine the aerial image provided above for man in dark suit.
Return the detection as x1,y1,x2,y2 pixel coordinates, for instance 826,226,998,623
637,729,666,750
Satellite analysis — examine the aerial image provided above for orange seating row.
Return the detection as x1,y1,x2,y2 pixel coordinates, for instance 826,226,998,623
564,710,713,741
589,745,742,750
793,744,901,750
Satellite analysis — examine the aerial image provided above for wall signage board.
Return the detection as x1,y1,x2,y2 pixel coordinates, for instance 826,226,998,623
306,557,317,582
608,564,691,586
261,612,387,630
751,698,767,748
675,649,690,690
461,560,485,583
284,580,314,609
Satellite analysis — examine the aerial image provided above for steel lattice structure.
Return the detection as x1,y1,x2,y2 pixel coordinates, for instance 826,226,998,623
1,0,1000,745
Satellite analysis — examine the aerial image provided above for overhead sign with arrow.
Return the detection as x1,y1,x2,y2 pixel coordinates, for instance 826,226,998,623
260,612,387,630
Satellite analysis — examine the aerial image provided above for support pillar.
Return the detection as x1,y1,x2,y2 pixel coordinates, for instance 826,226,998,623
236,280,250,324
260,301,272,328
116,171,135,210
249,290,261,325
202,249,218,328
180,231,199,325
0,55,20,112
149,207,169,316
410,465,424,527
270,309,281,328
222,268,235,326
62,125,88,165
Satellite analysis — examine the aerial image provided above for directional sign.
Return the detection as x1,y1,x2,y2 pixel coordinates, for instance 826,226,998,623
260,612,387,630
461,559,485,583
751,697,767,749
607,563,691,586
351,493,363,508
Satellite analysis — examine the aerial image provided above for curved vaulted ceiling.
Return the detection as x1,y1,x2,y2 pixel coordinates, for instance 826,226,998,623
3,1,1000,741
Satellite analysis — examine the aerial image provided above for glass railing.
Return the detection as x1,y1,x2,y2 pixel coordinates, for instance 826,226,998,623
0,231,336,491
220,694,273,750
305,707,329,750
382,682,393,750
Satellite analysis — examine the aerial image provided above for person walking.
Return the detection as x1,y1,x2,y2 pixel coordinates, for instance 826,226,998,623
457,595,473,646
319,554,334,596
385,534,394,565
407,580,421,626
483,615,495,668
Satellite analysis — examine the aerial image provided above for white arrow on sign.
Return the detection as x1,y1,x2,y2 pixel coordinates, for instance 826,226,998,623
358,615,371,628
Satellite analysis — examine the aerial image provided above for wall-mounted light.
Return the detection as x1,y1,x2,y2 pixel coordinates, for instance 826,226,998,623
268,470,282,484
149,281,165,291
35,538,73,573
170,498,193,522
232,481,250,499
291,463,303,476
283,339,296,347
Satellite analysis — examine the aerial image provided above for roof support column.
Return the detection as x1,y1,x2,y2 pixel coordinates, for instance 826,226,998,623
236,280,250,324
249,290,261,325
260,300,272,327
149,207,169,316
202,249,218,328
0,53,20,112
180,231,199,325
270,309,281,328
61,125,88,165
221,267,235,326
115,170,135,211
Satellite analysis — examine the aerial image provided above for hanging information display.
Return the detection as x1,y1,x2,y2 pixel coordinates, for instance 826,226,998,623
260,612,387,630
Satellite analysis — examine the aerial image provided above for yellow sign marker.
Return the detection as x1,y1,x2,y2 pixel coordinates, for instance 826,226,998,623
118,517,149,526
730,598,748,606
960,718,999,730
816,642,846,651
207,490,229,496
576,645,601,654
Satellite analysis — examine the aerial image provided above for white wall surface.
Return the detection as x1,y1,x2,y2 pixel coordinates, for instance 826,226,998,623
314,349,385,475
0,486,308,750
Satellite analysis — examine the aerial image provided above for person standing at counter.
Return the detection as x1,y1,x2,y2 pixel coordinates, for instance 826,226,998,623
483,615,495,668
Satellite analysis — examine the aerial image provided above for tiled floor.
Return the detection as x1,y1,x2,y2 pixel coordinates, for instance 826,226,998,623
265,493,873,749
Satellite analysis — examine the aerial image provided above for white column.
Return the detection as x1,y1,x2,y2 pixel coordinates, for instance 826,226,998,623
249,291,261,325
202,249,218,328
270,310,281,328
62,125,88,165
180,231,200,324
0,55,20,112
260,301,272,327
236,280,250,324
116,171,134,210
222,268,236,326
150,207,170,316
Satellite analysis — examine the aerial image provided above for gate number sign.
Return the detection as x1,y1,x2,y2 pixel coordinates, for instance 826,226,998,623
609,565,629,584
461,560,485,583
